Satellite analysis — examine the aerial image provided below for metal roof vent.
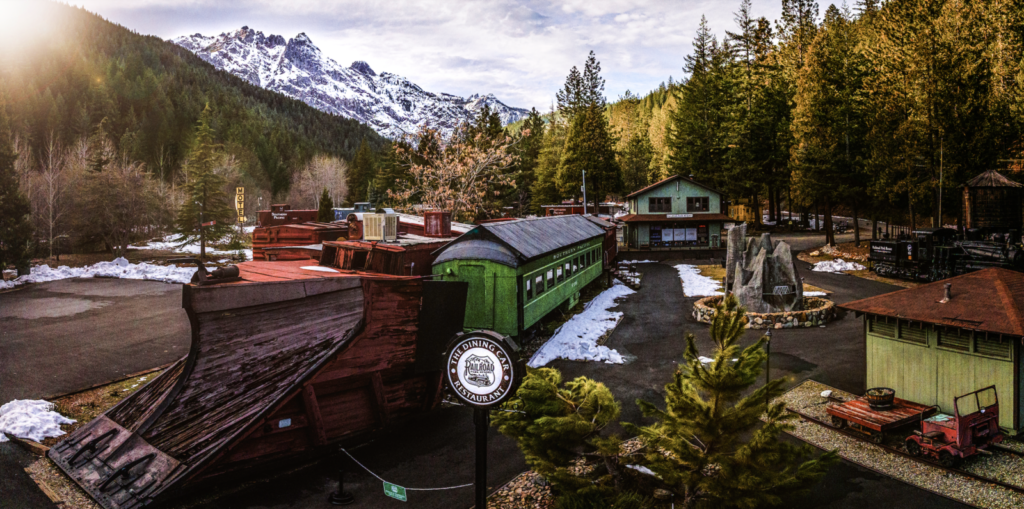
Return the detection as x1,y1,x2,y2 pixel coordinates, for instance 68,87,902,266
364,213,398,241
940,283,952,303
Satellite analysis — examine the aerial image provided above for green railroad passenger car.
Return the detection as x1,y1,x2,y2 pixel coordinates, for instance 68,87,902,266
432,215,607,338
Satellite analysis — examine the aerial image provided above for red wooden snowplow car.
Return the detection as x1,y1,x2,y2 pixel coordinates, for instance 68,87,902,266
905,386,1003,467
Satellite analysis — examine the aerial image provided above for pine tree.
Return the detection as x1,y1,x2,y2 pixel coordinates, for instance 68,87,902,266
0,103,34,271
317,187,334,222
556,66,586,121
493,368,625,501
511,108,546,215
347,138,374,205
174,104,234,261
619,113,655,193
558,104,622,210
628,295,836,508
531,114,566,213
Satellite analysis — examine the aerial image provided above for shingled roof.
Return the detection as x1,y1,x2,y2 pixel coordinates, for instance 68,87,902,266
966,170,1023,188
840,268,1024,337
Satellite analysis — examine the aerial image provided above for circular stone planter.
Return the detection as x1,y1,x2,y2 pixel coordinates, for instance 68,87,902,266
692,296,836,329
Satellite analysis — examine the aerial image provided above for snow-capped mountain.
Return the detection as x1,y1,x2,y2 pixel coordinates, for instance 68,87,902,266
172,27,529,138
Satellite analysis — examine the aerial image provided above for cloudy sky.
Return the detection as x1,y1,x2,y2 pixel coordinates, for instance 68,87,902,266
69,0,785,110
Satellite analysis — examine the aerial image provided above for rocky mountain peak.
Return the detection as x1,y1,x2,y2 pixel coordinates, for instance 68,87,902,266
171,27,529,138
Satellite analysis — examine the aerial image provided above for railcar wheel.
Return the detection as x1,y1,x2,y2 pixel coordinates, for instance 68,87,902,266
939,451,959,468
906,440,922,456
831,416,846,429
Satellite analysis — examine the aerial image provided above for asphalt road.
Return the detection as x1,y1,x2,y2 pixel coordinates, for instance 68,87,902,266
0,278,191,509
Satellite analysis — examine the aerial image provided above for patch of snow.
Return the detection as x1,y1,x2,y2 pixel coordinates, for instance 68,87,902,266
698,356,715,364
527,281,636,367
821,390,833,398
804,291,828,297
1,257,197,289
620,260,656,264
812,260,866,273
129,233,250,260
0,400,75,444
674,264,723,297
627,465,657,477
301,266,338,273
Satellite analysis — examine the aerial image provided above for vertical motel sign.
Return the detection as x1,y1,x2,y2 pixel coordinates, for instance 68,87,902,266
235,187,245,223
445,330,523,509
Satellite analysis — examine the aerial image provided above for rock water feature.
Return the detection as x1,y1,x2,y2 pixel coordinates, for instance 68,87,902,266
693,224,835,329
724,225,803,313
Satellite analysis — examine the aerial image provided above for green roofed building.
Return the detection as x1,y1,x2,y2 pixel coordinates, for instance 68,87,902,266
431,215,606,338
620,174,734,256
841,268,1024,433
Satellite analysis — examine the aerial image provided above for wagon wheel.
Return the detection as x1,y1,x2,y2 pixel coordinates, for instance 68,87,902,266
938,451,959,469
906,440,922,456
870,432,884,445
830,416,846,429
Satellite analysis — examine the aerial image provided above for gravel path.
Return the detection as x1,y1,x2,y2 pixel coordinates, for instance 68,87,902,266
781,380,1024,509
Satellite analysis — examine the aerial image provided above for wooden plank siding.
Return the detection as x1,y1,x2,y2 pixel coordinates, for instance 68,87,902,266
865,316,1018,430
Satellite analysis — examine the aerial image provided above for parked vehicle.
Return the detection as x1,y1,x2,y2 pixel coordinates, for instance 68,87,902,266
905,386,1003,467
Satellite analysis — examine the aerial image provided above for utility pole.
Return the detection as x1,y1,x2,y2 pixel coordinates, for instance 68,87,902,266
581,170,588,215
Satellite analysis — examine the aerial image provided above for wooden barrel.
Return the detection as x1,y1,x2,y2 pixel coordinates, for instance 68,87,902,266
866,387,895,410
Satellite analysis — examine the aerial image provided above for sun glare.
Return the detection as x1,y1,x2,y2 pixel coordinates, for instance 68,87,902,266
0,1,49,51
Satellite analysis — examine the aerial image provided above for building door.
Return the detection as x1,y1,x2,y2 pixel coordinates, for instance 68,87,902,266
462,265,491,329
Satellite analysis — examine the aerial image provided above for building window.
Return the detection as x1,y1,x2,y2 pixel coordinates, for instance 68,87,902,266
975,333,1011,358
937,331,970,352
899,323,927,345
535,275,545,295
687,197,709,212
649,197,671,213
869,319,895,337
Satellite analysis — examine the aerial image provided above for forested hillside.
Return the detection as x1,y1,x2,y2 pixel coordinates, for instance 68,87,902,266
0,2,384,197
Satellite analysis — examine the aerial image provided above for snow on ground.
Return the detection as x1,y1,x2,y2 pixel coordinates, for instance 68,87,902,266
674,264,724,297
0,257,196,290
619,260,657,264
0,400,75,443
804,290,828,297
527,280,636,367
129,233,250,260
812,260,866,273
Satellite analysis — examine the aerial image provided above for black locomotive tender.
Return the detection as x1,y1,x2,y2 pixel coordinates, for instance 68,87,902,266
869,170,1024,281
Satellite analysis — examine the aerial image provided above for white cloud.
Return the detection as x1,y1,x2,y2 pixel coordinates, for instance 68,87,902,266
69,0,783,110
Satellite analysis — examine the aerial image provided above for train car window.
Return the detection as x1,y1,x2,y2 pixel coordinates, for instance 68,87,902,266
573,257,579,274
526,278,532,299
565,262,571,277
535,275,545,295
556,266,564,283
546,270,554,288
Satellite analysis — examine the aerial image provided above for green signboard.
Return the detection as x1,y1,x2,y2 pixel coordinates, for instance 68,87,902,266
383,482,407,502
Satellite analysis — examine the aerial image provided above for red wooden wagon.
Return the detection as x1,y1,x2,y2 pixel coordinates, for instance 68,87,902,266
826,391,937,443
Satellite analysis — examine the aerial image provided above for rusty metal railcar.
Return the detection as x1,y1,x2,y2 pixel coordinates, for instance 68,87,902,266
48,261,468,509
905,386,1004,467
826,391,937,443
251,222,349,261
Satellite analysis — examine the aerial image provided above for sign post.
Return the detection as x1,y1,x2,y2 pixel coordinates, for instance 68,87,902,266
445,330,522,509
235,187,246,223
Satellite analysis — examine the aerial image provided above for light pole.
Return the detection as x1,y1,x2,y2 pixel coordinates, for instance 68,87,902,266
581,170,588,216
764,329,772,407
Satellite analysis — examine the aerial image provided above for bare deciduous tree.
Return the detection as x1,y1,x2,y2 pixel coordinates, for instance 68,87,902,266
388,126,519,222
288,155,348,210
78,154,163,257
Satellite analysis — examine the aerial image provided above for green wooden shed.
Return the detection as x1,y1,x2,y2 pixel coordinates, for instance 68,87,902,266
431,215,607,338
841,268,1024,433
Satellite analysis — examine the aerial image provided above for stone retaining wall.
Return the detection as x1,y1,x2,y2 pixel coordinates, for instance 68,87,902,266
692,296,836,329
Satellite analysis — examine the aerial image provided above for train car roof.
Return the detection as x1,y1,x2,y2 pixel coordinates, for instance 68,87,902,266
433,239,518,267
432,215,606,266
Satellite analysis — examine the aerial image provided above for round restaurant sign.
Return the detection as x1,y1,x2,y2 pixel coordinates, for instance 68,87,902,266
446,331,518,408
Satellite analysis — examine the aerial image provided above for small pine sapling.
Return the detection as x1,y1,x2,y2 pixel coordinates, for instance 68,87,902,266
493,368,625,500
317,188,334,222
627,295,836,508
